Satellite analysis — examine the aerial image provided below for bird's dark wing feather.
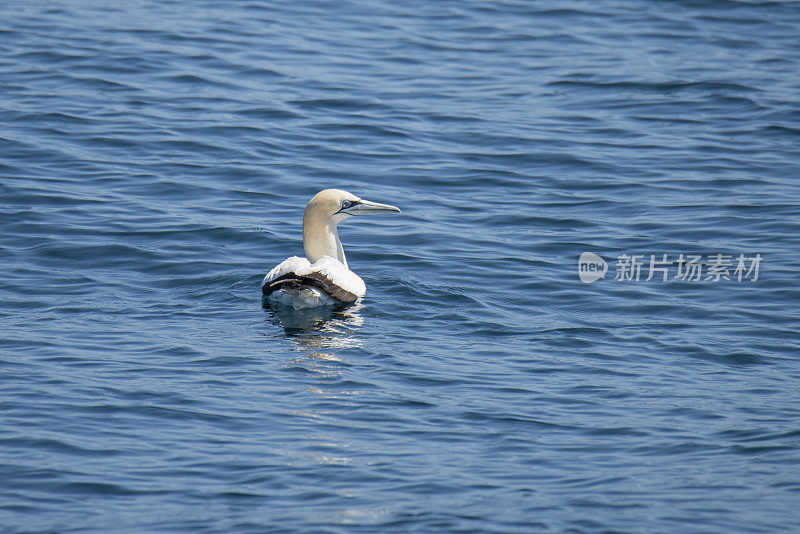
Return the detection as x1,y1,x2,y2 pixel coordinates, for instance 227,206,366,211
262,271,358,303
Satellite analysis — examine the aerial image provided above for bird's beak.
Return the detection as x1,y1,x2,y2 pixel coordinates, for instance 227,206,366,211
345,199,401,215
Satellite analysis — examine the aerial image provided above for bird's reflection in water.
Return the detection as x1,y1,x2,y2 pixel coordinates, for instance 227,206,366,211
263,299,365,468
264,298,364,363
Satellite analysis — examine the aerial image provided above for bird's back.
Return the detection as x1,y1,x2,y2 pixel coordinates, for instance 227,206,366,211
262,256,366,308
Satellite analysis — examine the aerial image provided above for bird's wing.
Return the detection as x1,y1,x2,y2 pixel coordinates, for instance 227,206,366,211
311,256,366,298
261,256,366,302
262,256,311,287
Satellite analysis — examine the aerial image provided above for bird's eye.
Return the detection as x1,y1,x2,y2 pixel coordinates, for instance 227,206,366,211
341,200,352,209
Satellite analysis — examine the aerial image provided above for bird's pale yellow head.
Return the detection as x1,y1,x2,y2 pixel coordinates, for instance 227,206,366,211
302,189,401,266
305,189,400,222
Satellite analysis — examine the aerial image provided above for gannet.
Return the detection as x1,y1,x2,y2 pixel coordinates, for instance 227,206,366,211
262,189,401,308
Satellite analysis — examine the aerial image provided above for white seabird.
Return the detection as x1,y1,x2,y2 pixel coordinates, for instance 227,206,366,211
262,189,401,308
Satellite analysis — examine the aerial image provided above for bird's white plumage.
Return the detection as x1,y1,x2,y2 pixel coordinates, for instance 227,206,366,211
267,283,338,308
262,255,366,297
263,256,312,283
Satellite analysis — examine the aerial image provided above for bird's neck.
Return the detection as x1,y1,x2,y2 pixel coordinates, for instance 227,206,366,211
303,214,347,268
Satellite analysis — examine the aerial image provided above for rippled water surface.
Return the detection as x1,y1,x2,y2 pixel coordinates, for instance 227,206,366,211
2,1,800,532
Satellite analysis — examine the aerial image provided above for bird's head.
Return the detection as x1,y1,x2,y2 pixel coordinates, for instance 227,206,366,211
305,189,401,225
302,189,401,266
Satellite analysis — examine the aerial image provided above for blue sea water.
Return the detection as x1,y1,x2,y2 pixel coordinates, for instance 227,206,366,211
2,0,800,532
